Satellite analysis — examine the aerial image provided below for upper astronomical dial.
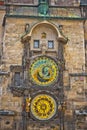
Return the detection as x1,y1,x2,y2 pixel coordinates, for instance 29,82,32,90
29,56,58,87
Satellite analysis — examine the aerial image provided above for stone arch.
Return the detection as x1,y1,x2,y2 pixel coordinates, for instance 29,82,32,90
29,20,60,36
22,20,67,43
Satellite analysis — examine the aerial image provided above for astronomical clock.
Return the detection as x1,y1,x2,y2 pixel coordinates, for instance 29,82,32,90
22,21,66,122
28,56,59,121
23,51,65,122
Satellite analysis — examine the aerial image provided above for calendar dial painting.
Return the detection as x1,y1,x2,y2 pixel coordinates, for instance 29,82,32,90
29,56,58,86
30,93,57,121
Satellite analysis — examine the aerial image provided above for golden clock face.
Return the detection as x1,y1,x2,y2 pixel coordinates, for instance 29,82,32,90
30,94,57,121
29,56,58,86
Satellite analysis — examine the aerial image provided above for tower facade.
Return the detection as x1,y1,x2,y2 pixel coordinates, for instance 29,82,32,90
0,0,87,130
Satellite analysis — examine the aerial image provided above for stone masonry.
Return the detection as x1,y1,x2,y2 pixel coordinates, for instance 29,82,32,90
0,0,87,130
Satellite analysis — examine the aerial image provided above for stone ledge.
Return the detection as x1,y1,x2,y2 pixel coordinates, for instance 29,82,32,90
70,73,87,76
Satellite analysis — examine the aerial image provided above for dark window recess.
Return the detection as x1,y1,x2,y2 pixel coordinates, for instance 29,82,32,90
48,41,54,49
0,77,2,83
33,40,39,48
5,121,10,125
14,72,20,86
85,40,87,49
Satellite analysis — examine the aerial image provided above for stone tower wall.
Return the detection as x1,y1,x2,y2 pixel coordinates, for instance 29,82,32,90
0,12,87,130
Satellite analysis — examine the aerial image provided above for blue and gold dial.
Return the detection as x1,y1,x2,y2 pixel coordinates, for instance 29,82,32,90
29,56,58,86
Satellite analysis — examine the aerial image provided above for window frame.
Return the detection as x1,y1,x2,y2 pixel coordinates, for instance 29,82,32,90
14,72,20,86
48,40,54,49
33,40,40,48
